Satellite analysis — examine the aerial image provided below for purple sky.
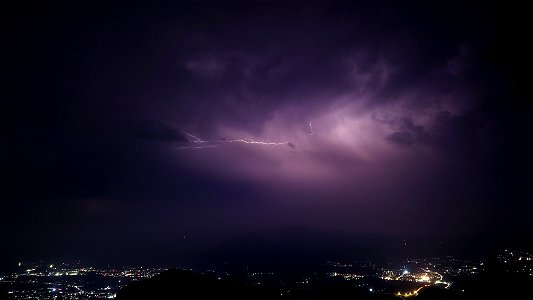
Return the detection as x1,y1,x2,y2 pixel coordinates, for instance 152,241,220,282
2,1,532,268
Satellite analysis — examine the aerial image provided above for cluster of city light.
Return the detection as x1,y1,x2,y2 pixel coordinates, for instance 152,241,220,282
373,267,453,297
333,264,454,298
496,250,533,277
248,272,276,277
391,269,446,283
415,273,430,283
330,272,364,280
396,286,425,298
2,262,167,300
326,261,353,268
435,280,452,288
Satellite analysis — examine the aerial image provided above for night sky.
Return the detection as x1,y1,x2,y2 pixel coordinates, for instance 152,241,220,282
2,1,532,271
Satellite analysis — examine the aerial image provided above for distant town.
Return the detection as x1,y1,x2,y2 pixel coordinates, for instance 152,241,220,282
2,249,532,299
0,263,165,300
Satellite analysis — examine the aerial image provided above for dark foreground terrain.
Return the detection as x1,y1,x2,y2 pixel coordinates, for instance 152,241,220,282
117,256,533,300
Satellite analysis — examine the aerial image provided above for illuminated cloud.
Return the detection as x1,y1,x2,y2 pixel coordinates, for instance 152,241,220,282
3,1,530,265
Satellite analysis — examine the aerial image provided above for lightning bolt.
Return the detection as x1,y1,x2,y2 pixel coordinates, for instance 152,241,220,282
177,132,290,150
308,122,316,136
185,131,204,142
178,121,316,150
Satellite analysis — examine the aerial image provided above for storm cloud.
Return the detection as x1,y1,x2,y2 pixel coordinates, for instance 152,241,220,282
2,1,532,269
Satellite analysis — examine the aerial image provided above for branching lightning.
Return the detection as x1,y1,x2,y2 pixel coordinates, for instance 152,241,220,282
185,131,204,142
178,121,316,150
177,131,290,150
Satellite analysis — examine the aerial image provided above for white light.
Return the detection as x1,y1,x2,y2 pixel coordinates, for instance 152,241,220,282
403,270,409,274
369,288,373,292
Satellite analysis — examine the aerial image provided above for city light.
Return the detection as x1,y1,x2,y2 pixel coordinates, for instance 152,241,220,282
417,274,430,282
1,262,168,299
4,250,532,299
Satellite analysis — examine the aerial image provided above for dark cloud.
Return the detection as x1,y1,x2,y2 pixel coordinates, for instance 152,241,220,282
132,119,187,143
385,117,431,147
386,131,415,146
2,0,532,270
